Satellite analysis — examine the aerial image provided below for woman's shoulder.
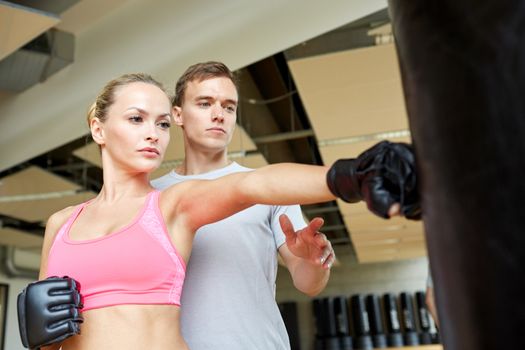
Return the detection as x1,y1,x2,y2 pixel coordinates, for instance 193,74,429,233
157,179,209,219
46,205,77,232
158,181,190,204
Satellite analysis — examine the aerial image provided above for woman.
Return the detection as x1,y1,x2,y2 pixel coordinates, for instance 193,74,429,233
19,73,417,350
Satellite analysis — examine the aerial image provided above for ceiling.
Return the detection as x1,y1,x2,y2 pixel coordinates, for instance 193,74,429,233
0,0,427,266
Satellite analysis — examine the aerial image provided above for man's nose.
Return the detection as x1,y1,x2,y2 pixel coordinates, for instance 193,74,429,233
211,104,224,122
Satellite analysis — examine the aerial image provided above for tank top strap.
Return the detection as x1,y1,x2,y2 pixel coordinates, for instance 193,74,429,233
55,201,90,241
143,189,160,214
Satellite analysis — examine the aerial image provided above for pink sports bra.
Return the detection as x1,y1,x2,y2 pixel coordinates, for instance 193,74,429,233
46,190,186,311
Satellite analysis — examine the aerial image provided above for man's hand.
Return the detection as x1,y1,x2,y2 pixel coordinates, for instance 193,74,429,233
279,214,335,269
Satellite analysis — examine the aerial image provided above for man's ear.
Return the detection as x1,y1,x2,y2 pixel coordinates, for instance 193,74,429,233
173,106,184,127
90,117,105,145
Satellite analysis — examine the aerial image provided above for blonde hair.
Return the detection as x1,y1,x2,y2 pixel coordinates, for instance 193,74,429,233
87,73,168,126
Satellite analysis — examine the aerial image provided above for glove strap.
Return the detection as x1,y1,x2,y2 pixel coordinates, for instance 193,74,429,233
326,158,362,203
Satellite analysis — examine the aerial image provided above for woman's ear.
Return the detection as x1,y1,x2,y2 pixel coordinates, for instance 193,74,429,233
173,106,183,127
90,117,105,145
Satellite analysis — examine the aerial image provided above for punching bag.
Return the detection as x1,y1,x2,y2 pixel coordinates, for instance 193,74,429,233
388,1,525,349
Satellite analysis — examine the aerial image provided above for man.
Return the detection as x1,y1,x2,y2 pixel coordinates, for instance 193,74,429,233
152,61,420,349
152,61,336,349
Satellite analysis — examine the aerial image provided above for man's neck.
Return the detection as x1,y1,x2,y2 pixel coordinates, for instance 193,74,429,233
175,149,232,176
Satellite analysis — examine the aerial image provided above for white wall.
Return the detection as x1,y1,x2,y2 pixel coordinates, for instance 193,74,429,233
276,246,429,350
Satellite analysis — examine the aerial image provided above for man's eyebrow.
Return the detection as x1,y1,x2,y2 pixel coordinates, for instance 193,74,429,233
195,95,238,105
195,95,211,100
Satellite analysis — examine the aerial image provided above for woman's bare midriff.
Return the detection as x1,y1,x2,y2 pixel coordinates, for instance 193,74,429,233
61,304,188,350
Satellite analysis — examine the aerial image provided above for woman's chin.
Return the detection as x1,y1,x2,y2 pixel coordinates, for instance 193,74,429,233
130,162,161,175
143,165,161,174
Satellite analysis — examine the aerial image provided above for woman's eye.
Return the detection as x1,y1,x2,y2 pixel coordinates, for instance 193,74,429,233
158,121,171,129
129,115,143,123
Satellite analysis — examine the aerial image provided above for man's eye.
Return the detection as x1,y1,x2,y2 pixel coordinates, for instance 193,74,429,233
225,106,236,113
198,102,211,107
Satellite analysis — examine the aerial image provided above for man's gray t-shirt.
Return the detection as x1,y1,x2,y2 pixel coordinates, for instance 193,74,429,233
151,162,306,350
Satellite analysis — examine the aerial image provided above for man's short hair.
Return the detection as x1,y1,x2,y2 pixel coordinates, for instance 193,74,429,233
174,61,238,107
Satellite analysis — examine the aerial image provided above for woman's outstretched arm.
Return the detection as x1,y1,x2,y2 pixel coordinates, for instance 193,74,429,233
163,163,334,232
163,141,421,232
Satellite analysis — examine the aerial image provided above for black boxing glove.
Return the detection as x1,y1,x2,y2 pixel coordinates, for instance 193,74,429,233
17,276,83,349
327,141,421,220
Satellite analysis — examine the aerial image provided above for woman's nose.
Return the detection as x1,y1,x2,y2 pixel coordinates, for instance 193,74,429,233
146,124,159,141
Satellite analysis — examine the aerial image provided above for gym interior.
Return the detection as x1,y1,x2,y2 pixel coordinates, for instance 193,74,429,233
1,1,520,349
